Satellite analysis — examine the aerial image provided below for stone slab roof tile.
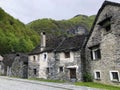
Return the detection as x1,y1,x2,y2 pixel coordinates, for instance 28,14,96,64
29,35,86,55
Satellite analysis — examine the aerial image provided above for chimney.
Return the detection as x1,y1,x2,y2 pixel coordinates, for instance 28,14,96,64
40,32,46,51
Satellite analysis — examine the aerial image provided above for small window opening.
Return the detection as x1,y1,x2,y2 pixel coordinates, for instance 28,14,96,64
43,32,45,35
16,54,20,56
98,17,112,32
59,67,64,72
64,52,70,58
33,56,36,61
110,71,119,81
95,71,101,80
91,48,101,60
46,68,49,73
44,54,47,59
33,69,37,75
24,62,28,65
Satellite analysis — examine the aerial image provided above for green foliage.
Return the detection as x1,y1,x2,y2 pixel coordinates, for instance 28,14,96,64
83,72,93,82
75,82,120,90
27,15,95,36
0,7,95,54
0,8,40,54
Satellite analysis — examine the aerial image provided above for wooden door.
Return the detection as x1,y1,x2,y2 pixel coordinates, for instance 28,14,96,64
70,68,76,79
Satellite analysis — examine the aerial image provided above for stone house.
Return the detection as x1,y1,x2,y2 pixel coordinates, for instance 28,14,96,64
3,53,28,78
28,32,64,79
85,1,120,86
28,32,86,81
54,35,86,81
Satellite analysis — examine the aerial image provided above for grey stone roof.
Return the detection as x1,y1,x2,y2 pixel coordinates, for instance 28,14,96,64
29,35,86,55
29,36,65,55
55,35,86,52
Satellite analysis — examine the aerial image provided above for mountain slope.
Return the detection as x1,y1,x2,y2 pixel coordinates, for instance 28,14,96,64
0,8,40,54
0,7,95,54
27,15,95,36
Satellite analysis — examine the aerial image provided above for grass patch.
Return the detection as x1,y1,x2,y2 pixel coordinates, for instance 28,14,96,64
29,78,65,83
75,82,120,90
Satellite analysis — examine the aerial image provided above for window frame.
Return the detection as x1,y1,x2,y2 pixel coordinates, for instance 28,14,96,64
94,70,101,80
91,48,101,60
59,66,64,73
110,71,120,82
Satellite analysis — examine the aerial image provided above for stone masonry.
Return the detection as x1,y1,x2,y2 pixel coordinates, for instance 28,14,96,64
85,1,120,86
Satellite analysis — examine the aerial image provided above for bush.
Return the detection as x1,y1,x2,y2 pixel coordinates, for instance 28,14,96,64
83,72,93,82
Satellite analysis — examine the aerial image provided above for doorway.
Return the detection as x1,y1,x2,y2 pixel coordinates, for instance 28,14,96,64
69,68,76,79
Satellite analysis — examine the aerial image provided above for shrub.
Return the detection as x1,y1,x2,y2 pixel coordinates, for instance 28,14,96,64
83,72,93,82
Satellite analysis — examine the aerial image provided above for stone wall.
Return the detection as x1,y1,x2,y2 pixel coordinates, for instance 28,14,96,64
54,51,82,81
2,53,28,78
28,55,39,78
11,55,28,78
86,5,120,86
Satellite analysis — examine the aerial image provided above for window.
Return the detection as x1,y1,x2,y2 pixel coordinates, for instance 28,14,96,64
33,69,37,75
91,48,101,60
110,71,119,82
16,54,20,56
59,67,64,72
98,17,112,32
46,68,49,73
33,56,36,61
44,54,47,59
43,53,47,60
43,32,45,35
24,62,28,65
94,70,101,80
64,52,70,58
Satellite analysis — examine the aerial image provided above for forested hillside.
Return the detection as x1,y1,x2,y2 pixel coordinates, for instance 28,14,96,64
0,7,95,54
27,14,95,36
0,8,40,54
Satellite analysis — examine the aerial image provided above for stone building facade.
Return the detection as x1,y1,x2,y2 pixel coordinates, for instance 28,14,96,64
28,32,86,81
28,53,40,78
85,1,120,86
3,53,28,78
54,35,85,81
28,33,63,79
54,51,82,81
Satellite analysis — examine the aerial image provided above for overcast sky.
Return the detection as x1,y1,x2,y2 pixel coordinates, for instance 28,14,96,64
0,0,120,24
